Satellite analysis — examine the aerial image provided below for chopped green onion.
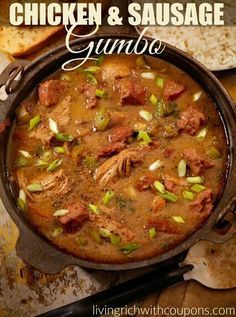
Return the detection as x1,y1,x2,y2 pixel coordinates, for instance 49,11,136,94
76,236,87,246
94,110,110,131
95,89,106,98
206,147,222,159
183,190,194,201
49,118,59,134
15,157,28,167
53,209,69,217
137,130,152,144
52,227,63,237
103,191,114,205
55,133,74,142
149,159,162,172
47,159,63,172
29,115,41,130
154,181,166,194
193,91,202,102
187,176,204,184
86,73,98,85
162,191,178,202
139,110,153,121
178,159,187,177
141,72,155,80
83,156,98,170
19,189,26,204
54,146,65,154
149,94,158,106
88,204,100,215
99,228,112,239
191,184,206,193
27,183,43,192
172,216,185,224
35,159,48,169
19,150,32,158
84,66,101,73
156,77,164,88
160,191,178,203
17,198,26,211
120,243,140,254
196,128,208,140
97,54,105,66
110,234,121,245
149,227,157,239
42,151,51,161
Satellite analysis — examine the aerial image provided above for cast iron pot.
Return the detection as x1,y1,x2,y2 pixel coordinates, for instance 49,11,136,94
0,34,236,274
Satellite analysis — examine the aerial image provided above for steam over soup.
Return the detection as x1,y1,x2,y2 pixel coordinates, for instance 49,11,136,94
9,54,227,263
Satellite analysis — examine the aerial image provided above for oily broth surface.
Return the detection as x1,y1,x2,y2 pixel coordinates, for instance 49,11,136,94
9,54,227,263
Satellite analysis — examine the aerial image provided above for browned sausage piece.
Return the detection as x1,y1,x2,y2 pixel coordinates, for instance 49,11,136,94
190,188,213,215
147,218,181,234
183,149,214,175
135,173,156,192
59,202,89,233
83,83,98,109
163,80,186,101
118,78,146,106
97,142,126,157
178,106,206,135
108,125,133,143
38,80,67,107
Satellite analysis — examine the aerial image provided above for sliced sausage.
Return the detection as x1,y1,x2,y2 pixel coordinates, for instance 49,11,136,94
108,125,133,143
183,149,214,175
147,218,181,234
178,106,206,135
38,80,67,107
190,189,213,215
150,197,166,213
59,202,89,233
118,78,146,106
97,142,126,157
163,80,186,101
135,173,156,191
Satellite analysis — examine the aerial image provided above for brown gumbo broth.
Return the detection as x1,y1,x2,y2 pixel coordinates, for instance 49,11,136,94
9,54,227,263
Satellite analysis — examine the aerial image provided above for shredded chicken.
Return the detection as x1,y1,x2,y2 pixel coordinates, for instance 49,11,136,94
95,149,143,186
17,169,70,202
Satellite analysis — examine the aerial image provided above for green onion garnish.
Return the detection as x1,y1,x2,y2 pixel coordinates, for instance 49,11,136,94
206,147,222,159
178,159,187,177
191,184,206,193
156,77,164,88
19,150,32,158
154,181,166,194
83,156,98,170
53,209,69,217
149,159,162,172
86,73,98,85
89,229,102,244
172,216,185,224
149,227,157,239
99,228,112,239
29,115,41,131
187,176,204,184
193,91,202,102
183,190,194,201
120,243,140,255
149,94,158,106
47,159,63,172
54,146,65,154
196,128,208,140
52,227,63,237
17,189,26,211
160,191,178,203
88,204,100,215
103,191,114,205
110,234,121,245
97,54,105,66
84,66,101,73
94,110,110,131
35,159,48,169
49,118,59,134
15,157,28,167
27,183,43,192
139,110,153,121
95,89,106,98
141,72,155,80
137,130,152,144
42,151,51,162
55,133,74,142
